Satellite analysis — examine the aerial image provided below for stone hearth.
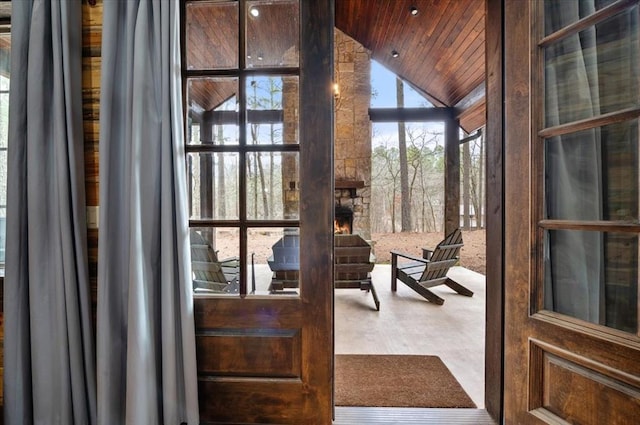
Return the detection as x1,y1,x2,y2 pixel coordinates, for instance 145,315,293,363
334,29,371,239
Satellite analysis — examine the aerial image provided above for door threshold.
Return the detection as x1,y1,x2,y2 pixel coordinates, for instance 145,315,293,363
334,407,496,424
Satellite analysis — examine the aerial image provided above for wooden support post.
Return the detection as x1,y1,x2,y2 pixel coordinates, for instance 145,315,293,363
444,114,460,237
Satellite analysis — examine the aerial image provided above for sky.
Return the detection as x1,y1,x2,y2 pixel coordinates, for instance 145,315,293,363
370,60,432,108
369,60,445,148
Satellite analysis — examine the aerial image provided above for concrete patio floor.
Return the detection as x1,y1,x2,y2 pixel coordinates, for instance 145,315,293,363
335,265,486,408
246,263,487,408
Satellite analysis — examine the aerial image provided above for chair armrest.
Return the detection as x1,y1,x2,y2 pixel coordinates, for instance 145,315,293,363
390,250,429,264
219,256,240,266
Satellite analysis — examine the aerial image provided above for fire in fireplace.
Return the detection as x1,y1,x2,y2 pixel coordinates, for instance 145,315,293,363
334,205,353,234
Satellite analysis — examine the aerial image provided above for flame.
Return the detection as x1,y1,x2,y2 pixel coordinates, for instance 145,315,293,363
334,219,351,234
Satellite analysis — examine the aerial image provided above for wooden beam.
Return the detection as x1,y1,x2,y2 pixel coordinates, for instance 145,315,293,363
444,116,460,237
484,0,504,421
368,107,454,122
454,81,485,112
460,128,482,144
197,109,285,125
299,0,334,422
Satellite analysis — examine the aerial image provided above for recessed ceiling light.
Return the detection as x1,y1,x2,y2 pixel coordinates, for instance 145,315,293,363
250,7,260,17
391,50,399,58
257,54,264,61
410,6,419,16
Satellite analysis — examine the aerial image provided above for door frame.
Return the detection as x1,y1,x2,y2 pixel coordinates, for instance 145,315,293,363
484,0,505,422
186,1,335,422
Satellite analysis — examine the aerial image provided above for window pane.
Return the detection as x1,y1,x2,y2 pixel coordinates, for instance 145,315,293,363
190,227,240,296
245,76,298,145
246,152,299,220
544,6,639,126
188,77,239,145
544,229,638,333
544,0,618,35
246,0,299,69
369,61,433,108
247,227,300,296
188,152,239,220
545,120,639,222
186,1,238,70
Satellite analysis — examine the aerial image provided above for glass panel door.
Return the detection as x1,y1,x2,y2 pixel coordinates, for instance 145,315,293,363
538,1,640,334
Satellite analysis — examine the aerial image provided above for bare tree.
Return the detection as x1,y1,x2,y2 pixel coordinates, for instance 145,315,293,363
396,78,411,231
216,124,226,218
469,132,485,229
372,144,400,233
462,139,471,229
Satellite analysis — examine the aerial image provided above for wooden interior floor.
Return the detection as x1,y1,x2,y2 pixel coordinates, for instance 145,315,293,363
334,265,489,423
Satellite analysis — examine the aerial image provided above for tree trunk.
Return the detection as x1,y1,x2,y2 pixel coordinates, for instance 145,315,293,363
396,78,411,231
477,132,484,229
256,152,269,218
391,187,397,233
201,113,214,220
462,139,471,229
217,124,226,218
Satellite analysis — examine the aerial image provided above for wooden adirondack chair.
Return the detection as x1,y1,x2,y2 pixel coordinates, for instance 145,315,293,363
390,228,473,305
334,234,380,311
268,233,380,310
190,230,240,294
267,233,301,292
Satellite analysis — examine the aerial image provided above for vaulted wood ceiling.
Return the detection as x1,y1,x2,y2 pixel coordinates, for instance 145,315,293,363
186,0,486,131
335,0,486,132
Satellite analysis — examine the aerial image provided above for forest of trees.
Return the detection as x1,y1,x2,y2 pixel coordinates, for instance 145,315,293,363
370,77,485,235
187,75,486,234
370,123,485,234
188,76,293,222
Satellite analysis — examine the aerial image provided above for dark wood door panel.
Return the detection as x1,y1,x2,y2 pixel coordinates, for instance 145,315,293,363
529,317,640,378
196,328,301,377
528,339,640,424
503,1,640,423
198,379,309,424
194,297,303,328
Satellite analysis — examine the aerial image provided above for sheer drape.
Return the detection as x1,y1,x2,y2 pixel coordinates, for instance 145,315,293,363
543,1,639,328
96,1,199,423
3,1,96,424
544,0,604,323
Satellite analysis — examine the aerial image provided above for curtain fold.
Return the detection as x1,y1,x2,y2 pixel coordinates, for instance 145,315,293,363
543,0,603,323
96,1,199,423
4,1,97,424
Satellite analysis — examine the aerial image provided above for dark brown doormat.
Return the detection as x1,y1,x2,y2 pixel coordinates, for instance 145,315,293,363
335,354,476,408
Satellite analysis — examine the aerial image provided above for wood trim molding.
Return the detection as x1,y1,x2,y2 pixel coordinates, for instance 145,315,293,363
484,0,505,421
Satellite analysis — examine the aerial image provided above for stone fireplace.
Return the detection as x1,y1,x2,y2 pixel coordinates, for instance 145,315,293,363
334,204,354,234
334,29,372,239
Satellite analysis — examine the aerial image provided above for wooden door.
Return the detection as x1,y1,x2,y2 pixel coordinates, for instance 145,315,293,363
504,0,640,423
182,1,334,423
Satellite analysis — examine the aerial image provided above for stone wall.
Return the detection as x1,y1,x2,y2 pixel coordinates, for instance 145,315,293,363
334,29,372,239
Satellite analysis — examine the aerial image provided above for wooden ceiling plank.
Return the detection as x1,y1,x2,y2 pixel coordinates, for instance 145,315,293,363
416,0,458,87
368,0,460,105
337,1,487,121
432,1,482,73
444,38,485,103
432,5,484,74
427,0,466,61
381,0,413,58
371,0,396,54
436,17,485,104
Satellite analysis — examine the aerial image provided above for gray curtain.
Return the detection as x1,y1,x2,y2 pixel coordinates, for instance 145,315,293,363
544,0,604,323
4,1,96,424
543,0,640,327
96,1,199,424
